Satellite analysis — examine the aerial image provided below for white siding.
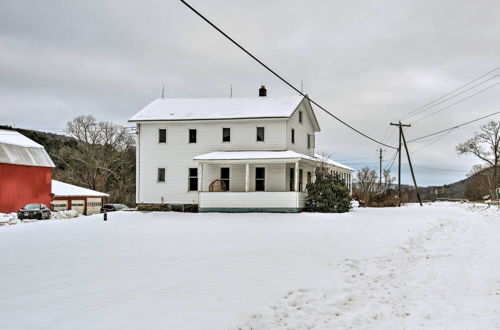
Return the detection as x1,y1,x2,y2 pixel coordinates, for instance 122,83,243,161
137,119,287,204
199,192,306,209
286,101,316,156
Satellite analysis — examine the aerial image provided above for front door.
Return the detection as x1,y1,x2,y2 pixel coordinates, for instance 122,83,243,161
289,168,294,191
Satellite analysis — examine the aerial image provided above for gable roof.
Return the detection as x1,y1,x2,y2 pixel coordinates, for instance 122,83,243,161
129,95,310,122
0,129,55,167
52,180,109,197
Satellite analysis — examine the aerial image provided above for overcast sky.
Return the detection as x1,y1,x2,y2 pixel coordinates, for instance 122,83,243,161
1,0,499,186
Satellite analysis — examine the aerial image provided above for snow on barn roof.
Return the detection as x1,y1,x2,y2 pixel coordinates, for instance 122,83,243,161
52,180,109,197
0,129,55,167
194,151,354,171
128,96,306,122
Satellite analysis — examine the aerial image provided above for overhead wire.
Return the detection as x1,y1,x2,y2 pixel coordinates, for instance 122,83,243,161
180,0,397,150
410,81,500,124
407,110,500,142
397,66,500,122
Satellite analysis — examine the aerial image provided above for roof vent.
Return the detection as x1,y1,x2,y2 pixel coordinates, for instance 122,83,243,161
259,85,267,97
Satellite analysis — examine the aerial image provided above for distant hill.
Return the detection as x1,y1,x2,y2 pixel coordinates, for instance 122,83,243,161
0,125,76,172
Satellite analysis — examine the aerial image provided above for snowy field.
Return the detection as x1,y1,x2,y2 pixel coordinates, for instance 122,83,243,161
0,203,499,329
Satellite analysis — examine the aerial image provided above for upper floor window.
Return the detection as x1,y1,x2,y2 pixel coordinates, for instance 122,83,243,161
256,127,265,142
158,129,166,143
189,129,197,143
222,128,231,142
188,168,198,191
307,134,315,149
157,168,165,182
299,111,303,123
291,128,295,144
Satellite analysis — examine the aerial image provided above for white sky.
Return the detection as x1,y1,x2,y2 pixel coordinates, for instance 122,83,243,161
0,0,499,186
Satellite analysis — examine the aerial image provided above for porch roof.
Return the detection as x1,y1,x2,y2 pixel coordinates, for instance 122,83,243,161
194,151,354,171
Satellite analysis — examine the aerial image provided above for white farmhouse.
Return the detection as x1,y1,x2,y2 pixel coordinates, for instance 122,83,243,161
129,86,354,212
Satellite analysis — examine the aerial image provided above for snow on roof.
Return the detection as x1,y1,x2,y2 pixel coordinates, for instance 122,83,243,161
314,153,355,171
194,151,354,171
0,129,55,167
129,96,305,122
52,180,109,197
0,129,43,148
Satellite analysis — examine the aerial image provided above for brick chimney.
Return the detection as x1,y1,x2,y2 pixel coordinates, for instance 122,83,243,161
259,85,267,97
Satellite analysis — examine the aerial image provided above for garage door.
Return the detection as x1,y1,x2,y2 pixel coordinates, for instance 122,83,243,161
52,200,68,211
71,200,85,215
86,198,102,215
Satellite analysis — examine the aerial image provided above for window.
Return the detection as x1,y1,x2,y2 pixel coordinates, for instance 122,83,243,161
157,168,165,182
289,167,295,191
222,128,231,142
291,128,295,144
220,167,230,191
307,171,312,185
255,167,265,191
256,127,265,142
299,169,303,192
299,111,303,123
307,134,315,149
158,129,166,143
188,168,198,191
189,129,197,143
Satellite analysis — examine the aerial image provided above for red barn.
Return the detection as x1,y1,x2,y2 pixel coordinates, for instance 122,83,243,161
0,129,55,213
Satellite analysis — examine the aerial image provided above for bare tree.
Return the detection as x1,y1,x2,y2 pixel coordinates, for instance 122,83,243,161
457,120,500,196
353,167,396,206
54,115,136,205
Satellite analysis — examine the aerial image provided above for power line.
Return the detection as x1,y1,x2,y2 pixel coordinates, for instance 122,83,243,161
407,110,500,142
411,81,500,124
403,73,500,122
413,165,469,173
397,66,500,122
180,0,397,150
409,130,455,154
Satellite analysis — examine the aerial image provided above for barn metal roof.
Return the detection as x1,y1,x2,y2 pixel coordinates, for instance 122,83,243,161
0,129,55,167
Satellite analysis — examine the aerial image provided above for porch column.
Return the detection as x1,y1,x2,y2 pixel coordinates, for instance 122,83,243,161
294,161,299,192
245,163,250,192
198,163,203,192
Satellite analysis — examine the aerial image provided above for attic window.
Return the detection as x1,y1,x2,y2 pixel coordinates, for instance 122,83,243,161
299,111,303,123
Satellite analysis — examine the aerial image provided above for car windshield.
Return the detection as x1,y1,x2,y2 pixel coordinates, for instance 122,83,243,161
113,204,128,210
24,204,41,210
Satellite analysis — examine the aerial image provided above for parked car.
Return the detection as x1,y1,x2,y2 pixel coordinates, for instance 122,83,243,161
18,204,51,220
100,204,129,213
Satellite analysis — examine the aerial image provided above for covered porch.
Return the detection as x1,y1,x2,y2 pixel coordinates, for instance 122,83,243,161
194,151,321,212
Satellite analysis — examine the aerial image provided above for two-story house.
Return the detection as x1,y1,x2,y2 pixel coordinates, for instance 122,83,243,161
129,86,354,212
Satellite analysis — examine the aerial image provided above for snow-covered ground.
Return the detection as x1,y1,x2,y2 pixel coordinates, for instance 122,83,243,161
0,203,498,329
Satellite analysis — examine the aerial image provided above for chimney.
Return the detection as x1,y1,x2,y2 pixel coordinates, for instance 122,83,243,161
259,85,267,97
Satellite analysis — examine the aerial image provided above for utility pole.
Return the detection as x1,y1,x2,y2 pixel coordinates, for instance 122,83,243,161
401,129,423,206
377,148,383,186
390,121,421,207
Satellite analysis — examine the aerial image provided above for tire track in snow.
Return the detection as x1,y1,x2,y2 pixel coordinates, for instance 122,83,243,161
235,205,500,329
